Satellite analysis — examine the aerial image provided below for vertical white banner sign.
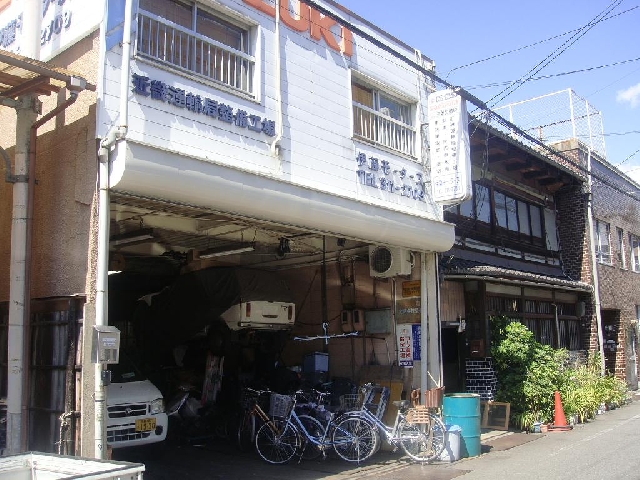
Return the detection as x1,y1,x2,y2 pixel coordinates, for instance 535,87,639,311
397,324,414,367
428,89,472,203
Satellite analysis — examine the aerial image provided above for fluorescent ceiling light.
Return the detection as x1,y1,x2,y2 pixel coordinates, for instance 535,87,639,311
199,242,255,258
110,228,154,246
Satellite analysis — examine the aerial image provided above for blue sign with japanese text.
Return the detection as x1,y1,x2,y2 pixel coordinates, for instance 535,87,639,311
131,73,276,137
412,324,421,361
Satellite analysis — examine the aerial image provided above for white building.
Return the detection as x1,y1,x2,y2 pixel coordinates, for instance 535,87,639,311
0,0,456,457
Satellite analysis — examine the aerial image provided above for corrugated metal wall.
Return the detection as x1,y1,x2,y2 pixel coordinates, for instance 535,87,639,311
0,298,82,454
29,298,82,453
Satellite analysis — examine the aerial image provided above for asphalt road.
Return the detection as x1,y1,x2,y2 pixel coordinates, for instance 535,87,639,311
113,394,640,480
431,394,640,480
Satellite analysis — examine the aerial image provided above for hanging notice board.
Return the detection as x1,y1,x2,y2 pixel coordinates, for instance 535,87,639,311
365,308,392,334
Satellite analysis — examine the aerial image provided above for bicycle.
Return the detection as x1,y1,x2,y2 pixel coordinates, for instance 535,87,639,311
254,389,378,464
340,384,446,463
236,387,278,452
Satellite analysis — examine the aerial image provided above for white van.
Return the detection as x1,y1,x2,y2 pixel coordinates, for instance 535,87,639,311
106,355,168,448
140,268,297,355
220,299,295,331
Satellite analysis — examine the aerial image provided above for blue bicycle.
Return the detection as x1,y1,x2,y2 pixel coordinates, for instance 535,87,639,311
254,390,378,464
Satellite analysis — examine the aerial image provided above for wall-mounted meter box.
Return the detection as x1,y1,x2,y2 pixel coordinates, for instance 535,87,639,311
91,325,121,364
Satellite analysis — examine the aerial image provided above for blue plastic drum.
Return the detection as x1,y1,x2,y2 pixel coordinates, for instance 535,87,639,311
442,393,481,457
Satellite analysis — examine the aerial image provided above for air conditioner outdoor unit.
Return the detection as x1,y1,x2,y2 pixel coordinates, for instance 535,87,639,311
368,245,413,278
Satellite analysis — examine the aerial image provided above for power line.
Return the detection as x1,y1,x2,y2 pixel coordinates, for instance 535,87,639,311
257,0,640,202
585,65,640,98
465,57,640,90
616,148,640,167
445,5,639,79
604,130,640,137
486,0,624,108
304,0,640,201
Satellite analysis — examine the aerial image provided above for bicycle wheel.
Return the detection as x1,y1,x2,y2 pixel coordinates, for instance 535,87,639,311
255,419,300,464
237,411,256,452
297,414,326,460
332,416,377,463
398,415,445,463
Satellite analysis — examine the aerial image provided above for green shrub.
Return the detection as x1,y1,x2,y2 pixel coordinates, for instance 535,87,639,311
489,317,628,430
490,319,564,429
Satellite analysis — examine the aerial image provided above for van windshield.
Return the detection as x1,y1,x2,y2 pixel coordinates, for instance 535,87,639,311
109,352,146,383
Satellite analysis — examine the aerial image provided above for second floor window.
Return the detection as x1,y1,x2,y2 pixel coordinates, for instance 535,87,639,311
352,81,415,157
630,234,640,272
137,0,254,96
456,183,549,249
593,220,611,264
617,227,626,269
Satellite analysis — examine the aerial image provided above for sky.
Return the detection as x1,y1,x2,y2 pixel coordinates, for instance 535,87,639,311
337,0,640,185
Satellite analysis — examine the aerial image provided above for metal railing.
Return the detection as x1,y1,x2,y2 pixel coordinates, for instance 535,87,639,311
353,103,416,157
136,11,254,96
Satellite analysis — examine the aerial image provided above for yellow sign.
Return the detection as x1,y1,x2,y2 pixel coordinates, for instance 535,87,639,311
401,280,421,298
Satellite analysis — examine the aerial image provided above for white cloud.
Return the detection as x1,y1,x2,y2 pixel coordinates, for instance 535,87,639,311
626,168,640,185
616,83,640,108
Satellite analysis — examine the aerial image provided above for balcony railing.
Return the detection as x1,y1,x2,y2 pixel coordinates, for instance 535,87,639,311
353,103,416,157
136,11,254,96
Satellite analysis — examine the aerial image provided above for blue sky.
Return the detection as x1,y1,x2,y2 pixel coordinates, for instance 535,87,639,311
337,0,640,184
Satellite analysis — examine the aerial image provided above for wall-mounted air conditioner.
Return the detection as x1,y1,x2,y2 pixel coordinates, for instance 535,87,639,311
368,245,413,278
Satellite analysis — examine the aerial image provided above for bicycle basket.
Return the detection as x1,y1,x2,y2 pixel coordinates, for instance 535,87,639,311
405,406,432,424
339,393,362,411
240,389,259,409
269,393,294,418
423,387,445,409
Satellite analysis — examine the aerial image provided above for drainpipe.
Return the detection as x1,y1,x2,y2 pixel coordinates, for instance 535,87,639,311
585,148,606,375
6,0,40,455
270,0,283,159
420,253,428,394
7,97,37,455
22,85,83,453
94,0,134,459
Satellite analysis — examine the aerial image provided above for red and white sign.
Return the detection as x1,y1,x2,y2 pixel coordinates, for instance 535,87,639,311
397,325,414,367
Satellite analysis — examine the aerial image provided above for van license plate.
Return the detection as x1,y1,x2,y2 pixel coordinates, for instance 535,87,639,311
135,418,156,432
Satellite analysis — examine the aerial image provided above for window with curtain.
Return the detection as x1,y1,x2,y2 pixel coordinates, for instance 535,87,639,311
489,297,582,350
630,234,640,272
593,219,611,264
617,227,626,268
451,182,553,250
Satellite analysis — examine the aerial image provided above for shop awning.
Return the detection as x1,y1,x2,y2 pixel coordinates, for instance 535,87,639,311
110,141,456,253
441,256,593,292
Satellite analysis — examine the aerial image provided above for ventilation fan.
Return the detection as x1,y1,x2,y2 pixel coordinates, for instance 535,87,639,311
368,245,412,278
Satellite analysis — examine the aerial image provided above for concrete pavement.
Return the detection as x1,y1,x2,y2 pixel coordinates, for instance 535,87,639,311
113,393,640,479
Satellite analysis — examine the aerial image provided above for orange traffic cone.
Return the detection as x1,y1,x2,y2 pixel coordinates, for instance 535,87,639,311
548,391,572,431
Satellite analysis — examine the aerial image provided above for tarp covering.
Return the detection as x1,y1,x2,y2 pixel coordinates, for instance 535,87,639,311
134,267,294,361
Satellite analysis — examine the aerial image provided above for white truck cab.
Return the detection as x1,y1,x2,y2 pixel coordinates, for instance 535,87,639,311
106,355,168,448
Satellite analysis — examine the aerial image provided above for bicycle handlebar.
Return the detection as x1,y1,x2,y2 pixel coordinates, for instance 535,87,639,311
243,387,272,396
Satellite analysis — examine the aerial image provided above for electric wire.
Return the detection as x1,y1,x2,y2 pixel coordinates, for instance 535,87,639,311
303,0,640,200
617,148,640,167
465,57,640,90
486,0,625,107
604,130,640,136
187,0,640,201
445,5,639,79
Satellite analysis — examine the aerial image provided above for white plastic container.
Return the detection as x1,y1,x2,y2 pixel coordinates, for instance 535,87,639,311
439,425,462,462
0,452,144,479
